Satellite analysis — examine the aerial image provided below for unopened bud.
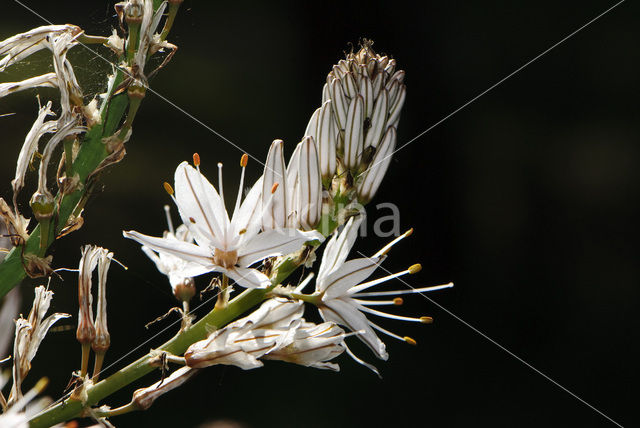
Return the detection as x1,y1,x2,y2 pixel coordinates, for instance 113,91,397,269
29,191,55,221
132,367,196,410
173,277,196,303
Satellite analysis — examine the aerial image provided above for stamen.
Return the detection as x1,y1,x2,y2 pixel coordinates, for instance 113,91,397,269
163,182,174,195
163,204,175,234
420,316,433,324
354,282,454,297
193,152,200,167
348,268,413,295
358,305,429,323
189,217,196,224
373,227,413,257
233,154,247,216
271,182,279,194
404,336,417,345
295,273,315,292
408,263,421,274
353,298,402,306
368,320,406,342
217,162,225,205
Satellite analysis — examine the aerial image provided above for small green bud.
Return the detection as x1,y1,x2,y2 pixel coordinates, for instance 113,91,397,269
29,191,55,221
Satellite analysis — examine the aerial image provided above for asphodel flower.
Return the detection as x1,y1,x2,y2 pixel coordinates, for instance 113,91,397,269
184,298,303,370
303,42,406,202
124,154,323,289
9,287,69,404
263,321,347,371
262,138,323,231
139,205,197,303
309,216,452,374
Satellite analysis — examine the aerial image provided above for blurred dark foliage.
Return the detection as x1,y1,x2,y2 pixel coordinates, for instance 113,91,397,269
1,1,638,427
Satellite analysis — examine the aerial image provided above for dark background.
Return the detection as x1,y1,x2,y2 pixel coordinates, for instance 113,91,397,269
1,1,638,427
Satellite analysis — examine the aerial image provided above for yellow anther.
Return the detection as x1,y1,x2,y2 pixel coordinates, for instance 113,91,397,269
271,182,279,194
408,263,422,274
189,217,196,224
238,228,247,235
404,336,417,346
404,227,414,237
163,182,174,195
193,153,200,166
240,153,248,167
393,297,404,305
34,377,49,393
420,316,433,324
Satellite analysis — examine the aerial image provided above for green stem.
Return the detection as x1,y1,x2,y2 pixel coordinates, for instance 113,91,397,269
28,250,321,428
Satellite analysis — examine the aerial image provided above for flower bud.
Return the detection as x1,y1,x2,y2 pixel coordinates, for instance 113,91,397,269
132,367,196,410
29,191,55,222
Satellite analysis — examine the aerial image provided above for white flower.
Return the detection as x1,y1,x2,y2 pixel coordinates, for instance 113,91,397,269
10,287,70,404
263,321,347,371
140,205,198,302
184,298,303,370
311,216,453,374
124,155,324,289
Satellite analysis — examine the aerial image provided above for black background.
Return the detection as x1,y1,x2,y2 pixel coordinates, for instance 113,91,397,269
1,1,638,427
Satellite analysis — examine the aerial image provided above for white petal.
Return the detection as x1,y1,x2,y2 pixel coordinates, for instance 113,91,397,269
344,95,364,171
317,216,362,282
357,127,396,203
123,230,214,270
231,175,263,246
329,78,348,131
226,266,271,289
363,88,388,149
174,161,227,248
237,228,323,267
388,85,406,126
317,101,337,180
262,140,287,229
304,107,321,140
296,136,322,230
322,258,381,299
359,75,374,118
342,72,358,98
319,299,387,360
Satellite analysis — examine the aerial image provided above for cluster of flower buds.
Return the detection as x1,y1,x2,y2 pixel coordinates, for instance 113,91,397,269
7,286,69,405
76,245,113,380
304,41,406,204
183,298,347,371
